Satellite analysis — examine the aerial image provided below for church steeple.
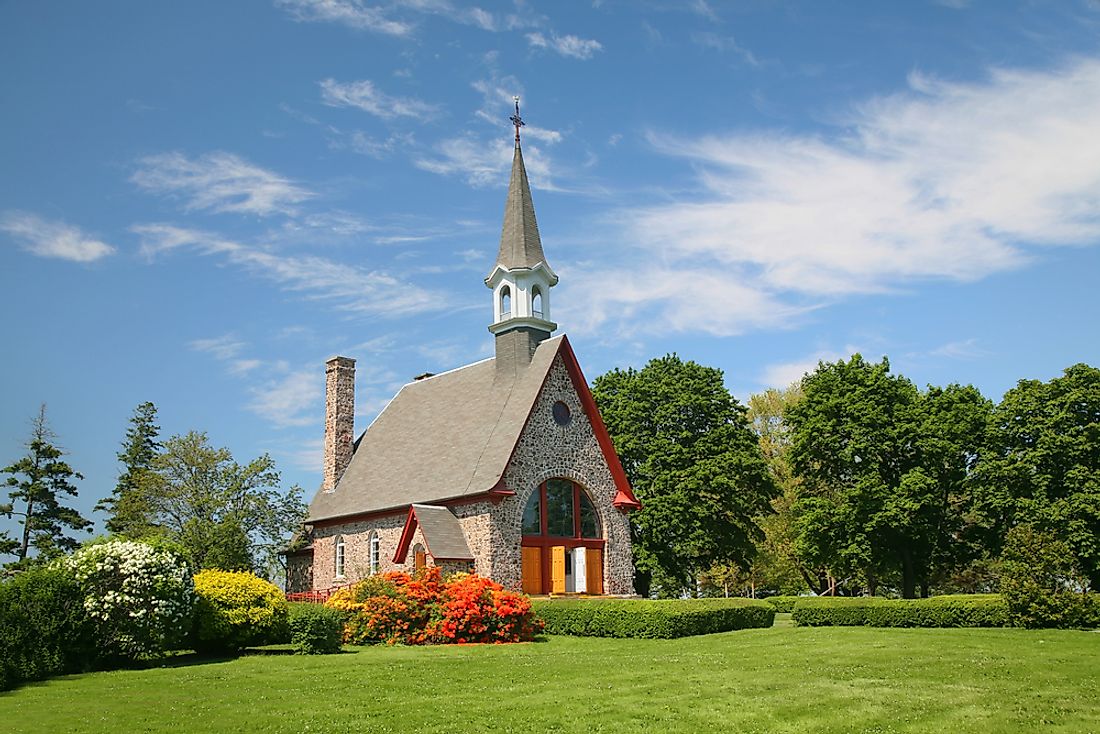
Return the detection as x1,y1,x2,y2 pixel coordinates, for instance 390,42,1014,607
486,98,558,366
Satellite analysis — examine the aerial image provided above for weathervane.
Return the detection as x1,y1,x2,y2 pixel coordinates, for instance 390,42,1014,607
510,96,524,142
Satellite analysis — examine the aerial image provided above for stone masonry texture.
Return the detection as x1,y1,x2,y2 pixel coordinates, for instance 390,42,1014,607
323,356,356,492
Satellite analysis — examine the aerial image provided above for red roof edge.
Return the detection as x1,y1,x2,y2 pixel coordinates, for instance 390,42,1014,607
393,506,419,563
559,335,642,512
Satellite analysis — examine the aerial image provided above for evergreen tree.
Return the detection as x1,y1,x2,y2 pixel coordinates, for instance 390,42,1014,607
96,402,161,536
1,406,93,569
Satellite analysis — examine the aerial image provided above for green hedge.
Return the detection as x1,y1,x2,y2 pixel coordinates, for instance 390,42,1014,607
762,596,804,613
287,603,345,654
791,594,1010,628
533,598,775,639
0,566,97,691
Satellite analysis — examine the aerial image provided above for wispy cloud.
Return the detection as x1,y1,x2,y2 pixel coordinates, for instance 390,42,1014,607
275,0,412,36
133,223,435,317
189,333,264,375
320,78,438,120
248,368,322,428
132,152,314,217
926,338,987,360
525,31,603,60
414,134,556,188
0,211,116,262
276,0,513,35
692,31,760,67
190,334,246,361
589,58,1100,336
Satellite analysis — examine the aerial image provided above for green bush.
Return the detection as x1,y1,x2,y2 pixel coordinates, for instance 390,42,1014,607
191,570,289,653
791,594,1009,628
762,595,804,613
0,565,97,691
533,598,775,639
999,524,1097,629
287,603,345,654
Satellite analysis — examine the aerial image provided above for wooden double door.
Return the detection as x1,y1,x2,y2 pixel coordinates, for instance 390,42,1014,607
521,545,603,595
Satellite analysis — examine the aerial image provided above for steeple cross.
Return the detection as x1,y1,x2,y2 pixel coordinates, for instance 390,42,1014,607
510,96,524,142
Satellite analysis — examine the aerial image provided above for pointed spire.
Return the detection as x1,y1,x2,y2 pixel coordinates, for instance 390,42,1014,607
489,97,554,280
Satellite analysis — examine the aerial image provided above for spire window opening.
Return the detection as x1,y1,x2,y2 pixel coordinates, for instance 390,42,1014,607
500,285,511,320
532,287,543,319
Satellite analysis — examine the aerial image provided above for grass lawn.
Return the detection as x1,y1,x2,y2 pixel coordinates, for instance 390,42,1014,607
2,623,1098,733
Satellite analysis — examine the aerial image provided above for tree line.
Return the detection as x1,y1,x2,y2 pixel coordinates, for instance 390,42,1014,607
1,402,304,577
593,355,1099,599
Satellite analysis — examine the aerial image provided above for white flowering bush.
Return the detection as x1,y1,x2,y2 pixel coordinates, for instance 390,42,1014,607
67,540,195,661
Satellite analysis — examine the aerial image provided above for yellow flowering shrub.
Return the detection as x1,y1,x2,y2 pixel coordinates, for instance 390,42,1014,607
191,570,288,652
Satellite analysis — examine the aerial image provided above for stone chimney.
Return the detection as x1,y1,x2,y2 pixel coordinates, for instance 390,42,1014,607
323,356,355,491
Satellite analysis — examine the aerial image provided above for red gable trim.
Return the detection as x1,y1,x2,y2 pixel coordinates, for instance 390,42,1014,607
559,336,642,512
393,506,419,564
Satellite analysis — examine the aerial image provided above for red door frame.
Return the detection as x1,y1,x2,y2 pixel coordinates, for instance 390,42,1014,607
520,480,605,594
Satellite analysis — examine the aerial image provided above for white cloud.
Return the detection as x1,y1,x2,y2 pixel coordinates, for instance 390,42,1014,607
560,266,812,338
593,57,1100,336
0,211,115,262
320,78,437,120
276,0,504,35
692,31,760,67
132,152,314,217
926,338,987,360
275,0,412,36
133,223,435,318
190,334,246,361
525,32,603,60
414,134,556,189
248,368,322,428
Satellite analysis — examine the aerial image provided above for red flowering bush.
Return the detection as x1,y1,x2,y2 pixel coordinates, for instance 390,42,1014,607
325,568,541,645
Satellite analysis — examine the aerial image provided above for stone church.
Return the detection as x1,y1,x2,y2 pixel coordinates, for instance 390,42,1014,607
285,105,640,596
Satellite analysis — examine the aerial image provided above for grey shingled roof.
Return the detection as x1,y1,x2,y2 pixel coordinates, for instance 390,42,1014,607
411,505,474,560
307,335,565,523
489,140,551,277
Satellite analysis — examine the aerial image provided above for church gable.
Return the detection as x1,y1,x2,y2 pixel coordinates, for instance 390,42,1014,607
487,351,636,595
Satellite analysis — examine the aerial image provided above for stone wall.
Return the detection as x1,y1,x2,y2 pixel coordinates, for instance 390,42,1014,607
309,508,487,589
285,552,313,594
491,354,635,595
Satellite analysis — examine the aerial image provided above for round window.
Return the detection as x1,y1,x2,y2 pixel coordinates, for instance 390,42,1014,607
552,400,572,426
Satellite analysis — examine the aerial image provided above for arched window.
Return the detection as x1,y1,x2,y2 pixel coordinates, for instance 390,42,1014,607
499,285,511,319
334,535,346,578
531,286,543,318
521,480,602,539
412,543,427,571
369,532,380,575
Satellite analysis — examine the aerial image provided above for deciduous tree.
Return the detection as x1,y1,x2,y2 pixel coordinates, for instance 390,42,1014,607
592,355,777,597
973,363,1100,588
787,355,990,597
139,431,306,574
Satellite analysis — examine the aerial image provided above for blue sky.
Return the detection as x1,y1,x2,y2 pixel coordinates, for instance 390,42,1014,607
3,0,1100,536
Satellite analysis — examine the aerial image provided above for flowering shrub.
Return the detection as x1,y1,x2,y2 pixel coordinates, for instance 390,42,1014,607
326,568,540,645
67,540,194,661
433,573,542,644
191,570,289,652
